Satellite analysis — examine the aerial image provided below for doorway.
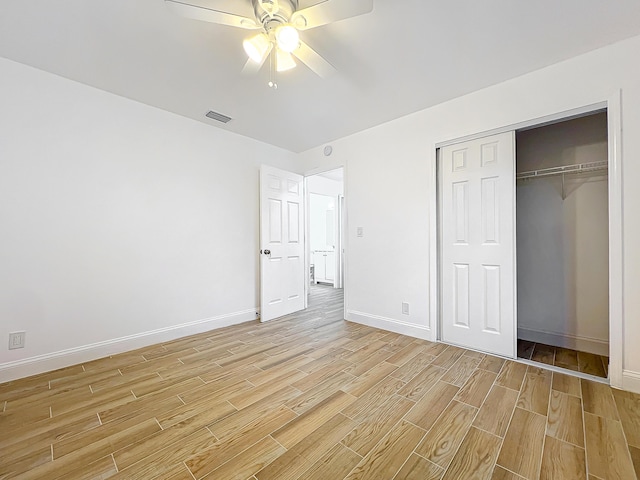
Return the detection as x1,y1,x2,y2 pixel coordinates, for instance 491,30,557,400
515,112,609,379
305,168,344,292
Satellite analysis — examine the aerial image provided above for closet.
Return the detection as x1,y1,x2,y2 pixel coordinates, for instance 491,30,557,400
515,112,609,378
439,111,610,379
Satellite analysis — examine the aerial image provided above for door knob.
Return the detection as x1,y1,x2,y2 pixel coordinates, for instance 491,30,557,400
263,249,271,255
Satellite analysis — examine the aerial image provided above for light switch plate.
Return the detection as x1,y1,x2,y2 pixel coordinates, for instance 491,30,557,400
9,331,25,350
356,227,364,237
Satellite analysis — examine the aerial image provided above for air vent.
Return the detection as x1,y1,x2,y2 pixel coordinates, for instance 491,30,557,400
205,110,232,123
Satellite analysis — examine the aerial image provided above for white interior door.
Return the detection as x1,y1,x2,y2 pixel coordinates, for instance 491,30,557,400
260,165,305,322
440,131,516,357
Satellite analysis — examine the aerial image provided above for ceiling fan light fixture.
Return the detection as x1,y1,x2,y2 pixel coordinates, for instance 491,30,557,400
276,49,296,72
243,33,270,63
275,24,300,53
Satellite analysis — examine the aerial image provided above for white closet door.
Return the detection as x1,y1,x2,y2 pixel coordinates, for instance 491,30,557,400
441,132,516,357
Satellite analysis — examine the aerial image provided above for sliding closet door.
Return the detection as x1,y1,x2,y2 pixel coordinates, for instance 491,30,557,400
441,132,516,357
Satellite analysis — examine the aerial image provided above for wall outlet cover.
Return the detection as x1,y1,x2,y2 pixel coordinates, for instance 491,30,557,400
9,331,26,350
402,302,410,315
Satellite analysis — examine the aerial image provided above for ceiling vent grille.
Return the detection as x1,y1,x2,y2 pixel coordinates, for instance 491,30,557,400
205,110,232,123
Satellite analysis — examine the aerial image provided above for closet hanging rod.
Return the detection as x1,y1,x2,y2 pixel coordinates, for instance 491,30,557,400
516,160,608,181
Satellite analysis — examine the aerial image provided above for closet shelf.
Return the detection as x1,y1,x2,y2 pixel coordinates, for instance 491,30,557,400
516,160,607,181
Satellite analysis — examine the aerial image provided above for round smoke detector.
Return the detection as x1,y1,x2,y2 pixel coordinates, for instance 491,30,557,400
323,145,333,156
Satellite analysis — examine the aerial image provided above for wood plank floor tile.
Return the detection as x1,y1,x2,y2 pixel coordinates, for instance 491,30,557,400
629,445,640,479
404,381,459,431
478,355,505,374
584,412,636,480
473,385,519,437
547,390,584,447
2,287,638,480
432,346,465,370
341,375,406,422
0,445,52,477
185,406,296,480
578,352,607,377
552,371,582,397
441,427,502,480
392,453,444,480
272,390,356,448
495,361,527,391
258,413,357,480
441,355,482,387
517,340,535,360
110,428,213,479
398,364,447,401
497,408,546,479
516,366,552,416
491,465,526,479
415,400,478,468
555,347,579,368
390,352,438,383
342,361,397,397
385,342,424,367
612,388,640,448
341,395,414,456
540,435,586,480
582,379,620,420
455,369,497,408
199,435,286,480
303,443,363,480
344,420,425,480
531,344,555,365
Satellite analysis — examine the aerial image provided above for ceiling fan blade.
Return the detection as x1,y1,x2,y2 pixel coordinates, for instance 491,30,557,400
241,44,272,76
165,0,261,29
291,0,373,30
292,41,336,78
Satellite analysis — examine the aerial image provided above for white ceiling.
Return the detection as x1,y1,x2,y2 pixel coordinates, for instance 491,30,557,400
1,1,640,152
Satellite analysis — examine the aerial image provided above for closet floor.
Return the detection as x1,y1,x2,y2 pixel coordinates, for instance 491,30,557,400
517,339,609,378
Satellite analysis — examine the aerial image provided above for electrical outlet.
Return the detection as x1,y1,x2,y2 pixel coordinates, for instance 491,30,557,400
402,302,409,315
9,331,26,350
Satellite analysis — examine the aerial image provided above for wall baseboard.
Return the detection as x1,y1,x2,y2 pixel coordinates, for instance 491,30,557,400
0,308,258,383
346,310,432,341
621,370,640,394
517,327,609,356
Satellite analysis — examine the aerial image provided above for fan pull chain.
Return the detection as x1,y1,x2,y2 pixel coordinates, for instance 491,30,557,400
268,47,278,89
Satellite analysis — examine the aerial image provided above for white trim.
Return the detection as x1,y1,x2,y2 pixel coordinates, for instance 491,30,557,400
0,308,258,383
434,102,607,149
517,327,609,357
346,310,432,341
607,90,624,389
621,370,640,394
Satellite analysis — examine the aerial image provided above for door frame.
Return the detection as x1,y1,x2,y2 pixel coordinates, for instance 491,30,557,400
303,165,347,319
430,91,624,389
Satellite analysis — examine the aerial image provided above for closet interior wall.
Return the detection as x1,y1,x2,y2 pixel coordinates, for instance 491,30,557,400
516,112,609,356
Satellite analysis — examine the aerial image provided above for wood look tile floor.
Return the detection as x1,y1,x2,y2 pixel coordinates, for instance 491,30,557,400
1,285,638,480
517,339,610,379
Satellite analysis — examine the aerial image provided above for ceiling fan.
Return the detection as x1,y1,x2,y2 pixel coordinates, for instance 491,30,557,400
165,0,374,86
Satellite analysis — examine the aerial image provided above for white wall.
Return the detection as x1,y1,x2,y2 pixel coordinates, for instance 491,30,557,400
298,34,640,391
516,115,609,355
0,58,298,381
309,194,335,252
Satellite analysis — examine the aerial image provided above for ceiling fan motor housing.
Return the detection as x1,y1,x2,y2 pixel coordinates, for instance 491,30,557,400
254,0,298,26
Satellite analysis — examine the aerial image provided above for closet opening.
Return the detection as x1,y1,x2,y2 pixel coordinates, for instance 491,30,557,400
515,111,609,379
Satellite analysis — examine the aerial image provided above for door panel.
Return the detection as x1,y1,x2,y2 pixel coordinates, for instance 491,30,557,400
260,165,305,322
441,132,516,357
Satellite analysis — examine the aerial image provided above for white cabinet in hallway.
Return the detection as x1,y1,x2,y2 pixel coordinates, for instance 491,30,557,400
313,250,335,285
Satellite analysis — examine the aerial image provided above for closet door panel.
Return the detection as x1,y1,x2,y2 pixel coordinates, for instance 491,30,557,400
441,131,516,358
